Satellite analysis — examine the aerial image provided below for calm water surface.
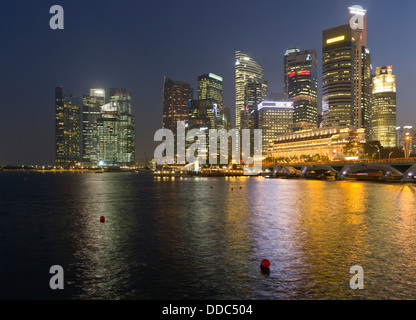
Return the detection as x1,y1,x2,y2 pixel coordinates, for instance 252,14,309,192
1,172,416,300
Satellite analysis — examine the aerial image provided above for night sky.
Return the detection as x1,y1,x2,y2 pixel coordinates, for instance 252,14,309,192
1,0,415,165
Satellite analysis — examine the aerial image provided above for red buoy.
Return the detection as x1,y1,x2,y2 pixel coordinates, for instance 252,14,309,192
100,216,105,223
64,186,66,189
239,186,242,189
211,186,213,189
261,259,270,269
231,187,233,190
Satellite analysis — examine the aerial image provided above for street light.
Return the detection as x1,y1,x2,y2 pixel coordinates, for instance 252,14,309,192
375,145,381,160
389,151,394,160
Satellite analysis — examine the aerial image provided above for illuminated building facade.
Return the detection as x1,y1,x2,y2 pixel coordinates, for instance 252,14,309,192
96,88,135,167
241,80,267,130
258,101,293,153
267,127,366,161
235,51,267,130
284,48,318,130
162,76,191,133
198,73,223,106
55,86,81,168
322,6,371,137
371,66,397,147
82,89,105,164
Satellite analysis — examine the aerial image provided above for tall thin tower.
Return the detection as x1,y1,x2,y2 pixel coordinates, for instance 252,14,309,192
235,51,267,130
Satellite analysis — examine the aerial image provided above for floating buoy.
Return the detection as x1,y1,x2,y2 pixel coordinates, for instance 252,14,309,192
63,186,66,189
211,186,213,189
100,216,105,223
239,186,242,189
260,259,270,270
24,177,27,182
143,186,146,189
231,187,233,190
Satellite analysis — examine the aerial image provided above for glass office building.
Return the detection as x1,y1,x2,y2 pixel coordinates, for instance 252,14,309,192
55,86,81,168
284,48,318,130
235,51,267,130
371,66,397,147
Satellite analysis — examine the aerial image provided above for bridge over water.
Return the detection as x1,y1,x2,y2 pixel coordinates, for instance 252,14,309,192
264,158,416,182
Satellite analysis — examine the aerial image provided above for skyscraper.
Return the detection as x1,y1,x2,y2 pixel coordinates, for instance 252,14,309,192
258,101,294,154
162,76,191,133
96,88,135,167
241,80,267,130
198,73,223,106
235,51,267,130
82,89,105,164
371,66,397,147
55,86,81,168
284,48,318,130
322,6,371,136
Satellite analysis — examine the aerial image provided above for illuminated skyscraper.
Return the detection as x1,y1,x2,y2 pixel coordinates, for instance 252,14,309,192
162,76,191,133
235,51,267,130
55,86,81,168
284,48,318,130
258,101,293,153
322,6,371,136
82,89,105,164
96,88,135,167
198,73,223,106
371,66,397,147
241,80,267,130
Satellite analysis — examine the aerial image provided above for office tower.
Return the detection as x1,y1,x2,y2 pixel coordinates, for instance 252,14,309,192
96,88,135,167
258,101,294,154
235,51,267,130
82,89,105,164
55,86,81,168
241,80,267,130
188,99,215,130
371,66,397,147
110,88,135,166
349,6,371,134
322,6,371,136
284,48,318,130
162,76,191,133
198,73,223,106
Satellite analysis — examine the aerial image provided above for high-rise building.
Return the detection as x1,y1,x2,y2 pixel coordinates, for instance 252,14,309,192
240,80,267,130
235,51,267,130
198,73,223,106
96,88,135,167
82,89,105,164
162,76,191,133
284,48,318,130
258,101,294,154
55,86,81,168
322,6,371,137
371,66,397,147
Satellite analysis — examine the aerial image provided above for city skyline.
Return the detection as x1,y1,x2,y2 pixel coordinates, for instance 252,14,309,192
1,0,416,165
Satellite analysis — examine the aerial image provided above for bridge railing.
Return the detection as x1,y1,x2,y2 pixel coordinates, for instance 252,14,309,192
263,157,416,167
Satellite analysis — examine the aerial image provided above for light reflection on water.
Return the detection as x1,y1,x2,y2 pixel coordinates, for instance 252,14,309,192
1,172,416,299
